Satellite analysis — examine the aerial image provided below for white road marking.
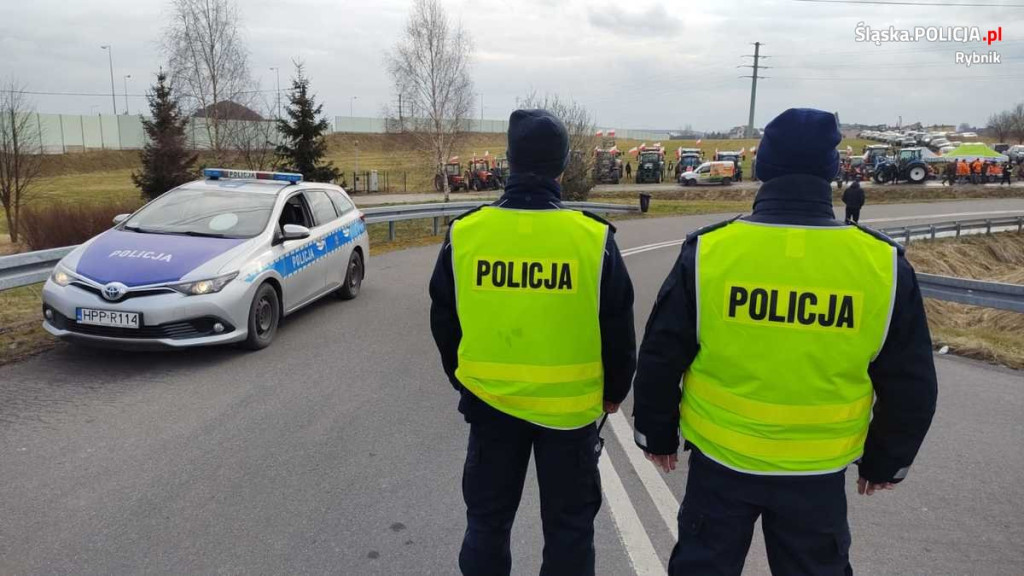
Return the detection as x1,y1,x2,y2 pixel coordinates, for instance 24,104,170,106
600,205,1024,574
598,453,665,575
608,411,680,539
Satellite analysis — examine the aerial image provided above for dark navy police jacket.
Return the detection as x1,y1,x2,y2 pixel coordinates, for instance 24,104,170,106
429,173,638,427
632,174,938,484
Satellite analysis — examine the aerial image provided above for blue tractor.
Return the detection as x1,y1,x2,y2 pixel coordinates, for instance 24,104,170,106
873,147,931,184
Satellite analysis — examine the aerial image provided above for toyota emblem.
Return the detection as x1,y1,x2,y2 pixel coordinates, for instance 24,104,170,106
102,282,128,301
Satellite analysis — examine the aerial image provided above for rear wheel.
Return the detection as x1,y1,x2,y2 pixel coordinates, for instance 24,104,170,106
243,283,280,350
337,250,364,300
721,177,732,186
907,165,928,183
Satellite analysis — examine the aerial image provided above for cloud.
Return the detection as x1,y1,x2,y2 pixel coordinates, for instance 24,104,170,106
587,3,682,38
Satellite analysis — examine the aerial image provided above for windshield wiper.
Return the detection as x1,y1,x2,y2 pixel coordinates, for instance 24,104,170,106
178,230,238,239
123,225,169,234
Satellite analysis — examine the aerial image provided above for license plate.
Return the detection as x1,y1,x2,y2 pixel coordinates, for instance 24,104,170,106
76,308,141,329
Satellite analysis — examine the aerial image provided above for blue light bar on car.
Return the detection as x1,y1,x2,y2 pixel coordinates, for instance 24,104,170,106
203,168,303,183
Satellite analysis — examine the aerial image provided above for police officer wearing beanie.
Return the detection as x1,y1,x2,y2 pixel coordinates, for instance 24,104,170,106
430,109,636,576
632,108,937,575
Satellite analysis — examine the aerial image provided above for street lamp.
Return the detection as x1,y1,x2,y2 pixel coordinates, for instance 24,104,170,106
269,66,281,119
123,75,132,115
100,45,116,115
350,96,358,118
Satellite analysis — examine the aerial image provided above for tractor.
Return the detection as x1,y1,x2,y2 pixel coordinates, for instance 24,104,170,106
635,145,666,184
873,147,931,184
676,148,703,178
465,155,501,191
434,157,469,192
713,150,744,182
592,136,623,184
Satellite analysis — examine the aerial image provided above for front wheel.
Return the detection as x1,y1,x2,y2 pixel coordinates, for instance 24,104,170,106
243,283,280,350
337,250,364,300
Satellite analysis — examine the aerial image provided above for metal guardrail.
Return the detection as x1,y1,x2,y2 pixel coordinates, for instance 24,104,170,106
1,210,1022,313
917,273,1024,313
362,200,641,241
0,201,639,292
0,246,77,291
880,215,1024,244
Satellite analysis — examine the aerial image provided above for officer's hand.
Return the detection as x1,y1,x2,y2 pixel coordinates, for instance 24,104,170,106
645,452,678,473
603,401,620,414
857,477,896,496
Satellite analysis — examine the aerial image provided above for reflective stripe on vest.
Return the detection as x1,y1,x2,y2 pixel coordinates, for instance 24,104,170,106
682,220,896,474
452,207,607,429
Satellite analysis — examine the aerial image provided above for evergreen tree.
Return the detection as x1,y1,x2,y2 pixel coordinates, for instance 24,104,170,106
275,63,340,183
132,72,197,200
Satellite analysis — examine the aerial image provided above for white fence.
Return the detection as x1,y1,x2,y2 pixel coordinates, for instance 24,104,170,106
22,112,670,154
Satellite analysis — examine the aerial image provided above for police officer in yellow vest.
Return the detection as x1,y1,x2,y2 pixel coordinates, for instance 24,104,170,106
430,109,636,576
633,108,937,575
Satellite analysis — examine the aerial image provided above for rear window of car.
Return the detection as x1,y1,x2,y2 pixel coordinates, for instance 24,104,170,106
305,190,339,226
122,187,276,238
327,190,355,215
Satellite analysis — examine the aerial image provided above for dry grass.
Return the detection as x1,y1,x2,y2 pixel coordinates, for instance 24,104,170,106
0,284,53,366
907,232,1024,369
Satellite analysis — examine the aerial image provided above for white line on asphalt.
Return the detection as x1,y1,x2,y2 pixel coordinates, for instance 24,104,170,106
598,453,665,576
608,411,680,540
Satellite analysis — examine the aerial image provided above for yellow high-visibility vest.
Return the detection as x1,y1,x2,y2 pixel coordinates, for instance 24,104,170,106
451,206,608,429
682,220,897,474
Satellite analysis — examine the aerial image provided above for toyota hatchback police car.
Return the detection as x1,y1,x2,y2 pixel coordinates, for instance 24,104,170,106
42,169,369,350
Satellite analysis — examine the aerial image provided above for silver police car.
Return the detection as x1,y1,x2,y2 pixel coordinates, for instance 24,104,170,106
42,169,369,350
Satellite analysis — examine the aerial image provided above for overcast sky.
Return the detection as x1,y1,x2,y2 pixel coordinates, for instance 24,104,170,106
2,0,1022,131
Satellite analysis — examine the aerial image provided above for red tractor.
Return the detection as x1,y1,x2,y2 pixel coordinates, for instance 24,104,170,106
465,154,501,191
434,157,469,192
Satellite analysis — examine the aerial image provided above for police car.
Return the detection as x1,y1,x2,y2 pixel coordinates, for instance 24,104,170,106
42,169,369,350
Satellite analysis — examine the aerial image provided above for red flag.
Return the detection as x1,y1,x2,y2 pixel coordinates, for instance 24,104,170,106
696,138,702,145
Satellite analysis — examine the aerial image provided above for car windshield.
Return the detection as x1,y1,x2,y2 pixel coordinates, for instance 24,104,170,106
640,152,660,162
123,187,276,239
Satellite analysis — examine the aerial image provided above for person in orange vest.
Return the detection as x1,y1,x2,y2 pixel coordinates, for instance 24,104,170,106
956,159,969,184
971,159,983,184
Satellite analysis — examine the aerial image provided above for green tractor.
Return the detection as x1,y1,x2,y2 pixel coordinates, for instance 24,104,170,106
635,145,666,184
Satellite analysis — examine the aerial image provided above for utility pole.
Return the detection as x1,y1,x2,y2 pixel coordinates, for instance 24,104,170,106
123,75,132,115
270,67,281,119
739,42,769,139
100,45,116,115
480,93,484,124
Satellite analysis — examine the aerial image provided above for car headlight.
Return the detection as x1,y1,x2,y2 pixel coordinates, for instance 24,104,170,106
171,272,238,296
51,265,76,287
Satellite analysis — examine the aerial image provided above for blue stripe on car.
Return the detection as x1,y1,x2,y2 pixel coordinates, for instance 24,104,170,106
246,220,367,282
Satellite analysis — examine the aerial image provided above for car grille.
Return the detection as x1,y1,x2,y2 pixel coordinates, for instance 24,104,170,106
46,310,234,340
71,282,176,301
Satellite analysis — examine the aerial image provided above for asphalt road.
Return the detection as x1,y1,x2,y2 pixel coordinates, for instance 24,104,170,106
1,199,1023,576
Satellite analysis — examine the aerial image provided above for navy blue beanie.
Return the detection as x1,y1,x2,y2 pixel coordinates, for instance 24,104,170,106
506,109,570,178
755,108,841,182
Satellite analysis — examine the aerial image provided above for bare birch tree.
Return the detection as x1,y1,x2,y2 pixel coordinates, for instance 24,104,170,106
0,81,44,243
519,92,599,201
164,0,251,161
986,111,1013,143
386,0,474,201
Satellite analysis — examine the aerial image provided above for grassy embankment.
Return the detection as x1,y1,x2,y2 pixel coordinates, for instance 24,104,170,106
907,233,1024,369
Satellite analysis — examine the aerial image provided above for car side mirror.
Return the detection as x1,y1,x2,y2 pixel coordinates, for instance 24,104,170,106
282,224,311,241
113,213,130,225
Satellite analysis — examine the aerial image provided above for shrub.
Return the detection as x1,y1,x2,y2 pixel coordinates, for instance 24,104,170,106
19,200,143,251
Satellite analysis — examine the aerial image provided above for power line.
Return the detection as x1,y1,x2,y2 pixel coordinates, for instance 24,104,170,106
791,0,1024,6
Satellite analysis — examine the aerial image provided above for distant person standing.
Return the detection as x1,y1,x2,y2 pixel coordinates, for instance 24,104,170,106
981,160,990,184
625,162,632,180
1002,162,1013,185
889,164,899,185
942,161,955,186
970,159,982,184
842,179,865,223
